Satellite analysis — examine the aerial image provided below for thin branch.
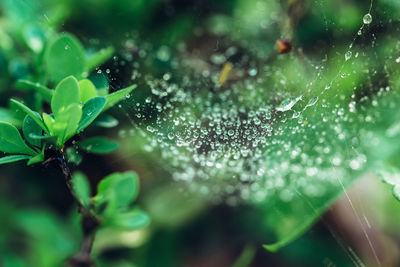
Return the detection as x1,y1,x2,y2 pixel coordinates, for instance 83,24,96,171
53,148,99,267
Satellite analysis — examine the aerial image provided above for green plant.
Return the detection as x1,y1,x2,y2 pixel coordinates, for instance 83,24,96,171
0,32,148,266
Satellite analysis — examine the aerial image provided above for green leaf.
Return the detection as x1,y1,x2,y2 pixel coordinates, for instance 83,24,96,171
106,210,150,230
27,147,45,166
104,84,136,110
15,80,53,101
42,113,55,135
93,114,119,128
78,79,98,103
0,155,32,165
0,108,21,126
78,97,107,132
52,103,82,147
23,115,42,147
79,137,119,154
44,34,86,83
28,133,56,142
72,172,91,208
66,147,82,165
51,76,81,117
85,46,115,72
10,99,48,134
0,122,37,156
95,171,139,209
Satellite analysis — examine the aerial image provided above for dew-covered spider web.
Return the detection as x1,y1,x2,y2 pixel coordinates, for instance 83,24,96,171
99,0,399,264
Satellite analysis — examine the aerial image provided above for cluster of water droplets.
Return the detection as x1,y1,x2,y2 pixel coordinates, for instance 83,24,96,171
109,11,397,205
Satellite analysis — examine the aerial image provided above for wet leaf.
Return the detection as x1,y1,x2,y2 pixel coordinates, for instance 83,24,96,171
52,103,82,147
78,97,107,132
78,79,97,103
0,107,21,127
104,84,136,110
0,122,37,156
23,115,42,147
15,80,53,101
44,34,86,83
51,76,80,117
10,99,48,133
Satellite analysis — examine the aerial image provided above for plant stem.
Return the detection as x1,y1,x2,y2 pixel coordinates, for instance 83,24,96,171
56,149,99,267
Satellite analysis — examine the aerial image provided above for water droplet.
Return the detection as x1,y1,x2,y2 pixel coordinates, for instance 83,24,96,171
248,68,258,76
363,13,372,24
292,111,301,118
163,73,171,81
357,29,362,35
228,129,235,136
146,126,155,133
325,82,332,90
276,96,302,112
157,46,171,62
306,96,318,107
345,51,352,61
167,132,175,140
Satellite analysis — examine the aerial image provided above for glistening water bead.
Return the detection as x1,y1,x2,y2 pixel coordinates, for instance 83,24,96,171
363,13,372,24
276,96,302,112
345,51,352,61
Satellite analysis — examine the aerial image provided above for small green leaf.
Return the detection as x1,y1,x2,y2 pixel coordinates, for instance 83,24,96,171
15,80,53,101
10,99,48,133
66,147,82,165
0,108,21,126
23,115,42,147
85,46,115,72
45,34,86,83
27,147,45,166
0,122,37,156
42,113,55,135
51,76,81,117
112,172,139,207
52,103,82,147
106,210,150,230
0,155,32,165
93,114,119,128
72,172,91,208
78,97,107,132
79,137,119,154
104,84,136,110
95,171,139,209
78,79,98,103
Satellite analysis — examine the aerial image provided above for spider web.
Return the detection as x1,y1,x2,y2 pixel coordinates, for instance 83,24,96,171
103,0,399,265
